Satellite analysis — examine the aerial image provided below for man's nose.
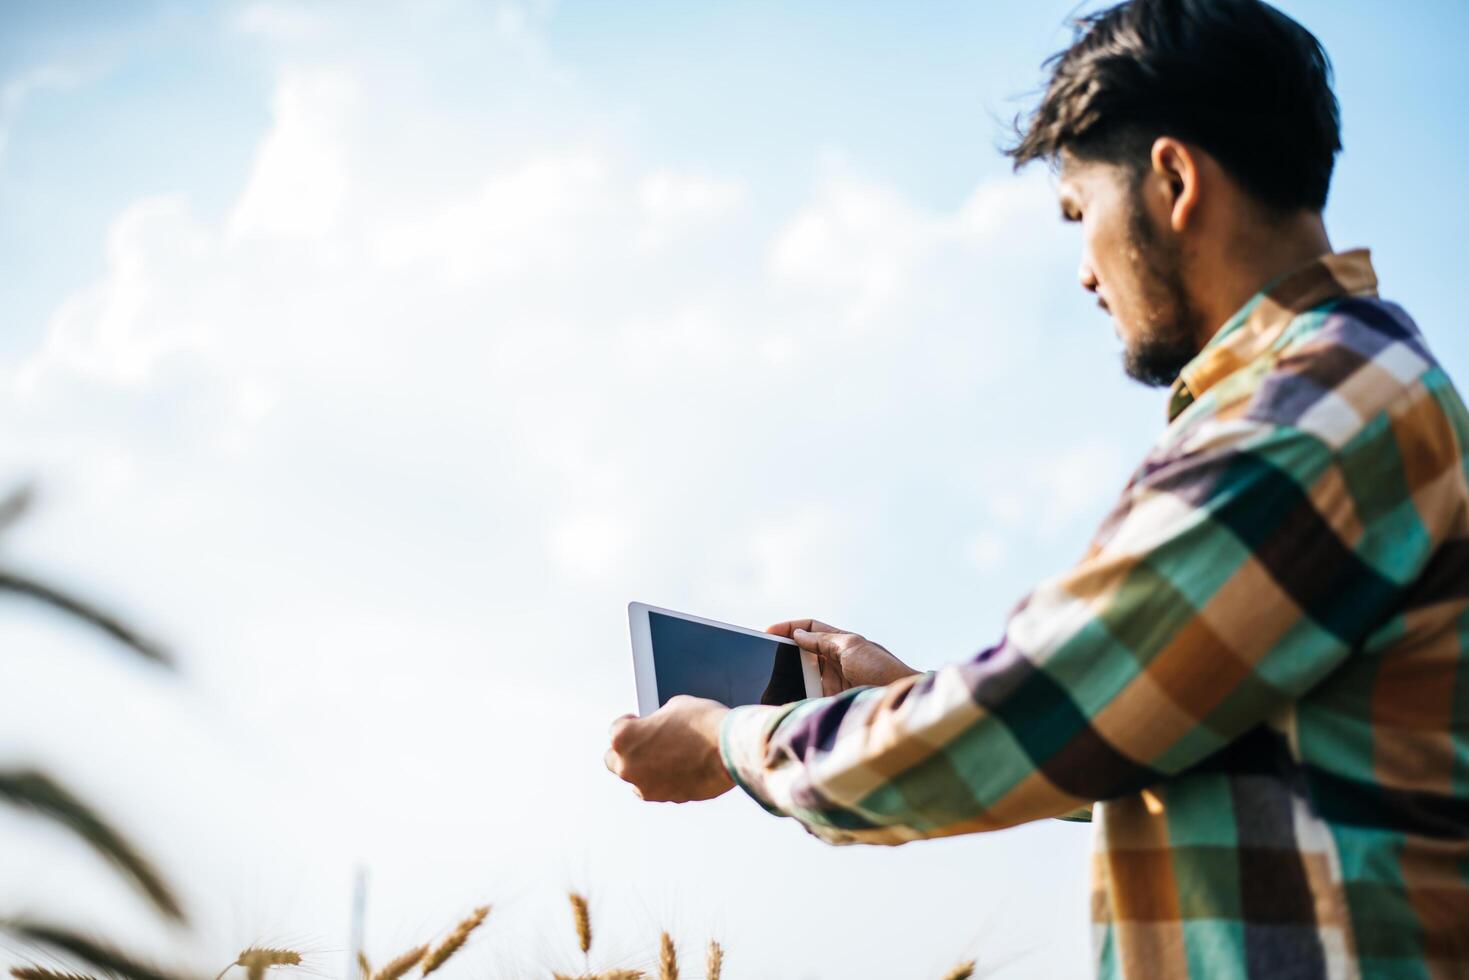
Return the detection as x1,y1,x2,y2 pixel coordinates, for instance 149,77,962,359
1078,261,1099,295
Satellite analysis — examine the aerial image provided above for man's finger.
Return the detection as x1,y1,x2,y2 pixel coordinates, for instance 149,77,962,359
604,748,623,776
819,653,844,696
790,626,847,655
609,713,636,738
765,618,841,638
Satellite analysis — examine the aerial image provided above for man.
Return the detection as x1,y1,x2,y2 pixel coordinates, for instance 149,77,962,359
605,1,1469,976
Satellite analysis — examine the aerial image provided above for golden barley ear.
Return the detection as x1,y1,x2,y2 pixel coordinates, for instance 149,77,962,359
356,952,370,980
370,944,426,980
657,933,677,980
569,892,592,955
231,947,302,980
600,972,646,980
420,905,490,976
10,968,98,980
705,940,722,980
940,960,976,980
235,949,302,969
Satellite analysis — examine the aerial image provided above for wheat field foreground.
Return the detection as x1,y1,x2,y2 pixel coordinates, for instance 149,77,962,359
7,893,982,980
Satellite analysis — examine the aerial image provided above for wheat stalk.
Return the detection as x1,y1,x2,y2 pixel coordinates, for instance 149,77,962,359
356,953,370,980
657,933,676,980
705,940,722,980
420,906,489,976
569,892,592,955
370,945,425,980
940,961,976,980
10,969,97,980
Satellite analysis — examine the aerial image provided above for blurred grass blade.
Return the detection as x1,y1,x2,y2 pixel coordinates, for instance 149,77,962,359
0,921,188,980
0,770,185,923
0,483,33,532
10,967,100,980
0,569,171,667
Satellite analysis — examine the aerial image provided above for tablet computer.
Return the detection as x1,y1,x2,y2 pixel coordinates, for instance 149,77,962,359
627,601,822,716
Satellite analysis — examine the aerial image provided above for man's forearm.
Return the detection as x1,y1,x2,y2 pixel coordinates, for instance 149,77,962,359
717,670,1029,845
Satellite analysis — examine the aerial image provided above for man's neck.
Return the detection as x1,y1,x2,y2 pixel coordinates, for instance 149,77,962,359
1192,211,1333,346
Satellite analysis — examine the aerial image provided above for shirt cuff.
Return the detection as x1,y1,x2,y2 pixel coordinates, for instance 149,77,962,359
718,701,799,817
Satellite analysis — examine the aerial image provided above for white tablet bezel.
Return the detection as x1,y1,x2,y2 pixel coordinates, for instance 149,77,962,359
627,601,823,716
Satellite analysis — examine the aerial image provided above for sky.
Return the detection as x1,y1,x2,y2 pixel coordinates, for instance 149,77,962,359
1,2,1466,978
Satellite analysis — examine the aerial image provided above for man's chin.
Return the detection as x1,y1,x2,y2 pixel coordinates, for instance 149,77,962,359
1121,345,1188,389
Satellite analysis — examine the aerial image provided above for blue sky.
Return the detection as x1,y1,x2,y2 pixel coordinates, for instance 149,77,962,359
1,2,1466,978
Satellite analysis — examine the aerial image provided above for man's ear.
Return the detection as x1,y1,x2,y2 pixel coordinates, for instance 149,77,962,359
1150,136,1201,233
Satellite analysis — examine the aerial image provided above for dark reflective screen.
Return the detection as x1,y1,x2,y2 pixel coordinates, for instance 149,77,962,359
648,612,807,708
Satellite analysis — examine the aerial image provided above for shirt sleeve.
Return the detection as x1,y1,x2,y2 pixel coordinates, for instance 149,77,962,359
717,412,1429,845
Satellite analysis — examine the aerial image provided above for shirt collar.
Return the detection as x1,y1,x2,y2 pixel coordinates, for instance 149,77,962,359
1166,248,1379,422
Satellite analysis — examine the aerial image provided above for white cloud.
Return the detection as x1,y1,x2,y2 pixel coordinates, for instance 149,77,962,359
707,500,864,614
768,160,1061,327
0,7,1108,976
635,170,747,249
769,168,939,323
372,151,613,282
14,194,213,393
232,1,329,43
548,510,633,582
227,67,360,241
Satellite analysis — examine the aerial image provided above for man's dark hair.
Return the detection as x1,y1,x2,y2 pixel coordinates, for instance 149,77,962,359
1006,0,1342,213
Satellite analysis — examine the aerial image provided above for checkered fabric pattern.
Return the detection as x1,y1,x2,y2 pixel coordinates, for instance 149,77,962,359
719,249,1469,978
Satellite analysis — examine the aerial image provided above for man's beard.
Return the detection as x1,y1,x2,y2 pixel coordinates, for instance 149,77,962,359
1120,195,1204,388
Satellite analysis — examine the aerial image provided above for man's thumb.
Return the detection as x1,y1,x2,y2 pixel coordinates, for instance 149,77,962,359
791,627,840,654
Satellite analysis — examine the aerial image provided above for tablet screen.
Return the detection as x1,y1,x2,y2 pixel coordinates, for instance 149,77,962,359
648,611,809,709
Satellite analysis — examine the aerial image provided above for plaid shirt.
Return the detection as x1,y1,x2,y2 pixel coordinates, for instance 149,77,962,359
720,249,1469,979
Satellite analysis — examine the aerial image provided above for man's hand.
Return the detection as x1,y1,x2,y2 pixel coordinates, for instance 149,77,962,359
605,694,734,803
766,618,919,695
